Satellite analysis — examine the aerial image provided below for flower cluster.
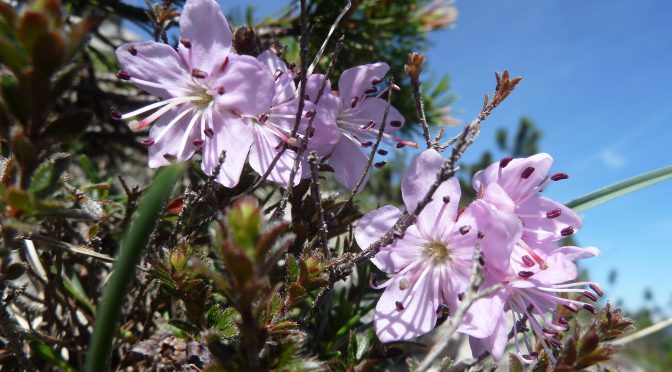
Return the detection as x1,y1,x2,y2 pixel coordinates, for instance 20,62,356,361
355,150,602,363
113,0,415,189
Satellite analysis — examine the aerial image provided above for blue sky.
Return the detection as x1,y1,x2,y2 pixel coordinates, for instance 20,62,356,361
420,1,672,311
134,0,672,310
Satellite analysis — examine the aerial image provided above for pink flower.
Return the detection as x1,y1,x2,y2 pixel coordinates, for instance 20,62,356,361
473,153,582,245
114,0,275,187
467,243,601,362
305,63,417,189
466,153,603,362
354,150,521,342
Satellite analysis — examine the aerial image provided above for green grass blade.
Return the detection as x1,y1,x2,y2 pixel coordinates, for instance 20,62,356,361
566,165,672,213
85,164,184,372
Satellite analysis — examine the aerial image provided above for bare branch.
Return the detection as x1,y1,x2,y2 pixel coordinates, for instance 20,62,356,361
308,151,329,254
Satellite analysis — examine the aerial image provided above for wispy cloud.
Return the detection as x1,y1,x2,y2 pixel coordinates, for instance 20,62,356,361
599,149,626,169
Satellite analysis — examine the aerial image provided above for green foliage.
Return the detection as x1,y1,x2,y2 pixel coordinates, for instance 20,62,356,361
566,165,672,212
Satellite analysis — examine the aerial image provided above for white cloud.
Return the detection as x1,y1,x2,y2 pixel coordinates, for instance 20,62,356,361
599,149,626,169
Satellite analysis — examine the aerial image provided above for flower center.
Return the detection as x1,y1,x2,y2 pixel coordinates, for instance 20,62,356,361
424,240,450,262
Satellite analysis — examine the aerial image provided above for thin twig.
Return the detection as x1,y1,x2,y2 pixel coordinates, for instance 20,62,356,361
272,36,345,219
405,53,433,148
308,151,329,254
334,77,395,219
417,244,503,371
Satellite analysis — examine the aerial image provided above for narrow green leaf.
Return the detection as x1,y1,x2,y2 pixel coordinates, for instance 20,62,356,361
566,166,672,213
29,340,76,372
85,164,184,372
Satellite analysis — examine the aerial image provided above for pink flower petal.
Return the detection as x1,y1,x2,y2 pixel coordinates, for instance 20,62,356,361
349,97,405,133
257,50,296,105
459,288,506,338
248,123,299,187
338,62,389,108
468,310,509,360
374,267,439,342
402,149,460,238
201,112,253,187
374,225,425,273
178,0,232,76
473,153,553,203
517,196,582,243
147,107,200,167
116,41,190,99
328,135,370,190
211,54,274,116
464,200,522,278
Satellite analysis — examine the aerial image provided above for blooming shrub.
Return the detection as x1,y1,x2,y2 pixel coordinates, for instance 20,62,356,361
2,0,653,370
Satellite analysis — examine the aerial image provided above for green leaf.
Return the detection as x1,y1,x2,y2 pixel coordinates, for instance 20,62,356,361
566,166,672,212
29,153,69,198
29,340,76,372
85,164,185,372
168,319,200,336
207,306,241,338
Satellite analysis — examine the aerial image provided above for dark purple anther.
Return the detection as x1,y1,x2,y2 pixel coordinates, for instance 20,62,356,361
365,87,377,95
561,226,574,236
583,291,598,302
191,68,207,78
563,303,579,313
543,328,558,335
220,56,229,71
521,255,535,267
377,149,388,156
551,172,569,181
390,120,402,127
218,87,226,95
361,141,373,147
351,96,359,108
127,45,137,55
499,156,513,168
140,138,155,147
442,196,450,204
163,153,176,161
193,139,204,147
371,77,383,85
204,128,214,138
518,271,534,279
395,301,405,311
546,208,562,219
391,84,401,92
590,283,604,297
459,225,471,235
375,161,387,168
583,303,597,314
180,38,192,48
521,166,535,179
305,110,313,118
117,70,131,80
396,143,406,148
110,110,122,120
477,231,484,239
